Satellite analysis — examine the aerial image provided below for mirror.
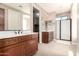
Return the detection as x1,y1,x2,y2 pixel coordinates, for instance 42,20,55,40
0,3,30,31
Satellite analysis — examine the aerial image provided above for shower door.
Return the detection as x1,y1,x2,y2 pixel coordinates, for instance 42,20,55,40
61,20,70,41
56,19,71,41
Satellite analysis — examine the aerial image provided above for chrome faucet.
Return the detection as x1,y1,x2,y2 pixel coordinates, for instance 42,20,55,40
14,30,23,34
18,30,23,34
14,31,17,34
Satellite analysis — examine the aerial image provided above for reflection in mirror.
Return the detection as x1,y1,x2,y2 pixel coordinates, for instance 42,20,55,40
0,8,5,31
22,15,30,30
0,3,30,31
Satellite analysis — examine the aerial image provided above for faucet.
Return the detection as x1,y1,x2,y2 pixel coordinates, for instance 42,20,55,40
18,30,23,34
14,31,17,34
14,30,23,34
18,30,20,34
21,31,23,34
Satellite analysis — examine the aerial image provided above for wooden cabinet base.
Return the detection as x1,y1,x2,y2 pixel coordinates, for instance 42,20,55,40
42,32,49,43
42,32,53,43
0,34,38,56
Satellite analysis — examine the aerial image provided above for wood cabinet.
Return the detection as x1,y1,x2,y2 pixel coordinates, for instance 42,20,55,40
42,32,49,43
42,32,53,43
0,34,38,56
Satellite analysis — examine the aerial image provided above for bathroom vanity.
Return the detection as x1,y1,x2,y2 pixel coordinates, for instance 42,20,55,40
0,33,38,56
42,31,53,43
0,4,38,56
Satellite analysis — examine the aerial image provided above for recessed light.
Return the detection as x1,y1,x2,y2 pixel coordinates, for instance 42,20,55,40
18,5,23,8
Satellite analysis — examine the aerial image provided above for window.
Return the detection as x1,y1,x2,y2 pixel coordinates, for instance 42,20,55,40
62,16,69,20
22,15,30,30
56,16,69,20
56,17,61,20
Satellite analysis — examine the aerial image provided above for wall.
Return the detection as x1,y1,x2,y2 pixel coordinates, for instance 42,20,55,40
71,3,77,43
47,12,56,31
77,4,79,43
40,11,49,32
56,12,71,17
56,20,60,39
75,3,79,56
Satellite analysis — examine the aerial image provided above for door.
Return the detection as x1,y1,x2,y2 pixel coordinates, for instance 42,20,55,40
33,7,39,42
61,20,70,41
56,17,71,41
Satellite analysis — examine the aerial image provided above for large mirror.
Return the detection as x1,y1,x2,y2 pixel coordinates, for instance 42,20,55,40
0,3,30,31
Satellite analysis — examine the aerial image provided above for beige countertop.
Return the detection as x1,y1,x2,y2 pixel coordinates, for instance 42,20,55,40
0,31,37,39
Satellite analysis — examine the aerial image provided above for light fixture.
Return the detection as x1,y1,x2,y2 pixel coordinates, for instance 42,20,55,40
36,13,39,16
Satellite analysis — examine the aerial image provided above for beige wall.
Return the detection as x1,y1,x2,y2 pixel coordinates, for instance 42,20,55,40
71,3,77,42
77,4,79,43
56,12,71,17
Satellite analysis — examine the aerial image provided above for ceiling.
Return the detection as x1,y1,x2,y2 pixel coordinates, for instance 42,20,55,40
38,3,72,14
3,3,30,14
3,3,72,14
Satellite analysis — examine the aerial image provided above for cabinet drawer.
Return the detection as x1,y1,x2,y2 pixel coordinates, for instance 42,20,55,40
3,37,19,46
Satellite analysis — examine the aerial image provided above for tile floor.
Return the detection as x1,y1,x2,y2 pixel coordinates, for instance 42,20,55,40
34,40,77,56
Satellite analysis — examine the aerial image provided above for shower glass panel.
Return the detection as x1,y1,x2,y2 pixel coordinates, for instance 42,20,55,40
61,20,70,41
56,16,71,41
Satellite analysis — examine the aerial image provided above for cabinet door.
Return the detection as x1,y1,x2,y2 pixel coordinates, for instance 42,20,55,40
32,34,38,50
22,41,30,56
4,37,18,46
27,39,38,55
19,42,27,56
4,44,21,56
42,32,49,43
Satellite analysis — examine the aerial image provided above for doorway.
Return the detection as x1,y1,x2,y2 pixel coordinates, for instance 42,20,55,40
33,7,40,42
56,16,72,41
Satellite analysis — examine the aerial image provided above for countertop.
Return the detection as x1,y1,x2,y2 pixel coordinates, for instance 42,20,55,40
0,31,37,39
